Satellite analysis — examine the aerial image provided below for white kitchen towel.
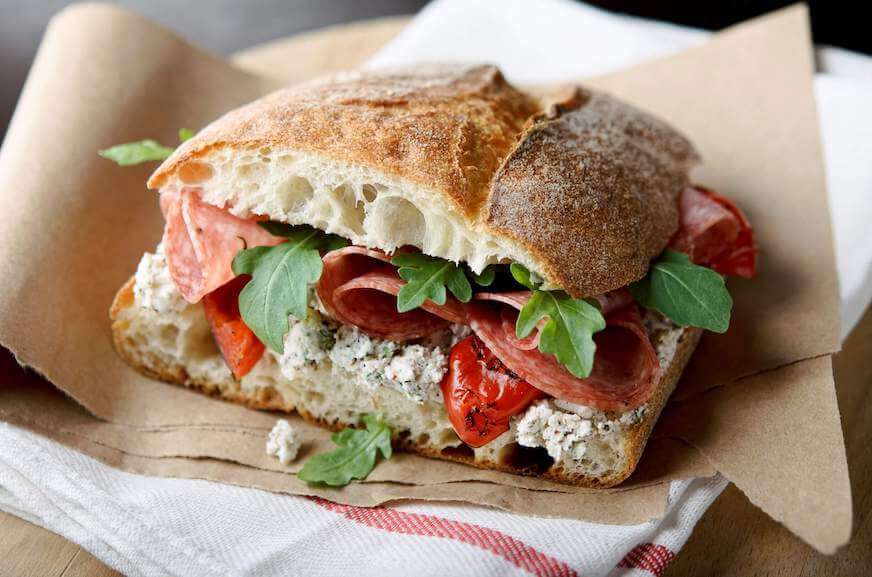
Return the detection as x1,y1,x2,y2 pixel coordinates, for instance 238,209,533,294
0,422,726,577
2,2,870,576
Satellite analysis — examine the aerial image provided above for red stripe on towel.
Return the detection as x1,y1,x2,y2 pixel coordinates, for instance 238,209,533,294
309,497,578,577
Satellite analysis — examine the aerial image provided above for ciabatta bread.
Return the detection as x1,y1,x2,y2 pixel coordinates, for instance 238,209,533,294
147,64,698,298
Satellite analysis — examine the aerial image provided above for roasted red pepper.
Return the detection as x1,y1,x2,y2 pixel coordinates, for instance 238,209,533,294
441,335,543,447
201,276,264,379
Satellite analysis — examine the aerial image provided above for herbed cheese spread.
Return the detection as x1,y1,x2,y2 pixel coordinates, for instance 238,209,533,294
276,299,453,404
133,245,186,314
516,399,646,464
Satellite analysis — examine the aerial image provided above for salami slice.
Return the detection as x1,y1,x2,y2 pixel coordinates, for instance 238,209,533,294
475,288,632,315
161,188,281,303
671,186,757,278
317,246,467,341
473,291,531,310
468,301,660,411
472,291,538,349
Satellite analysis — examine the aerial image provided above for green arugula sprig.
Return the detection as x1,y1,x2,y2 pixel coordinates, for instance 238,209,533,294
178,128,195,142
231,223,348,352
98,128,195,166
510,265,605,378
390,254,497,313
509,263,541,290
630,249,732,332
391,253,471,312
470,265,496,287
297,414,392,486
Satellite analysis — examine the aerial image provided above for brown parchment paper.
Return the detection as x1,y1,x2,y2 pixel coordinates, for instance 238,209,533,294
0,2,851,553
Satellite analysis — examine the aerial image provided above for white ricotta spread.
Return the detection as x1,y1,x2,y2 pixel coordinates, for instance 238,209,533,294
133,246,186,314
516,402,593,461
643,311,685,370
265,419,301,465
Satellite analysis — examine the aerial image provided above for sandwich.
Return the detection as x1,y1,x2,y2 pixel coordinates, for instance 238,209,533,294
107,64,756,488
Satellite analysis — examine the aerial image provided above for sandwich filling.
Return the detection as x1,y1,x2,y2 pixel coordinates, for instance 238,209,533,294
132,248,678,474
150,184,755,450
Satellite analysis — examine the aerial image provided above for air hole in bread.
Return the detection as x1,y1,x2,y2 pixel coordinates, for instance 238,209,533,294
436,429,460,446
497,443,554,474
158,324,178,342
258,386,279,404
361,184,378,203
441,444,475,461
276,176,314,211
331,184,365,235
178,161,214,185
301,390,325,407
235,162,266,183
366,195,425,248
276,153,295,166
175,315,219,361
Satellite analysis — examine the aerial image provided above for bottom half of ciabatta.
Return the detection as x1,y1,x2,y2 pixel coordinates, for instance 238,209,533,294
110,250,702,488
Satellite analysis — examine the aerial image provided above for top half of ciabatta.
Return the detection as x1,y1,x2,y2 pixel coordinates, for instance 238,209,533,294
147,64,699,297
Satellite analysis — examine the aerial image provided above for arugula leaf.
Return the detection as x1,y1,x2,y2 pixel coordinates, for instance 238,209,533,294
99,128,195,166
297,414,392,486
509,263,607,377
510,263,543,290
470,265,496,287
231,224,347,352
178,128,195,142
630,249,732,333
98,139,174,166
516,290,606,378
391,253,472,312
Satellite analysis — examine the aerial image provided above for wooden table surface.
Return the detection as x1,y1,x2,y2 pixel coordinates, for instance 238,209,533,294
2,15,870,577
